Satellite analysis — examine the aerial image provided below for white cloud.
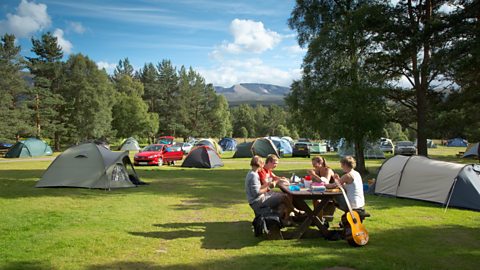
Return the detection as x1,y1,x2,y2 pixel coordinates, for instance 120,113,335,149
0,0,51,38
221,19,281,54
96,61,117,73
198,58,301,87
283,44,307,54
53,29,73,54
67,21,86,34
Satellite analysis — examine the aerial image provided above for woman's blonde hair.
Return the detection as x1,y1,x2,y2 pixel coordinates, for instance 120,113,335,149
340,156,356,169
250,155,264,168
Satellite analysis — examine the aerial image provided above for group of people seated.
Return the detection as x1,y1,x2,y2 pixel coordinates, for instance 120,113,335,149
245,154,366,227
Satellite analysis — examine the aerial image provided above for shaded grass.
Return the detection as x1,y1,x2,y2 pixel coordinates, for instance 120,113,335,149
0,151,479,269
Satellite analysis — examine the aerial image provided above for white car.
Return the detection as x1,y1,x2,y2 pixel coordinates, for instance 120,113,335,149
394,141,417,156
380,139,394,153
179,143,193,154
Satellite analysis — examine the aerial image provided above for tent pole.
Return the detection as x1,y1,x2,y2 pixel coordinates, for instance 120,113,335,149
444,177,458,213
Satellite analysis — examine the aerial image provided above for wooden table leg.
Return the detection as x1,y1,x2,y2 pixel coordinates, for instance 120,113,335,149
290,197,331,239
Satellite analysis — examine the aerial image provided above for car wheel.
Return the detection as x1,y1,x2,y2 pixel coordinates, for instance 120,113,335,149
157,158,163,166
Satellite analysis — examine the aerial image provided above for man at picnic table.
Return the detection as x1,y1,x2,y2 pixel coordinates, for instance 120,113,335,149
258,154,304,217
258,154,289,189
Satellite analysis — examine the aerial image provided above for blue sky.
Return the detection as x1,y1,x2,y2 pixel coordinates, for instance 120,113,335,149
0,0,306,87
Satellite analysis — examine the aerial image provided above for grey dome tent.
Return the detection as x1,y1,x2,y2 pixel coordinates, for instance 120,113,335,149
181,146,223,168
251,138,279,158
338,140,385,159
232,142,254,158
119,137,140,151
374,155,480,211
463,143,479,158
36,143,139,189
4,138,53,158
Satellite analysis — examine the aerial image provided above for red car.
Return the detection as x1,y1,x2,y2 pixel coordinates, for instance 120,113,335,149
134,144,183,166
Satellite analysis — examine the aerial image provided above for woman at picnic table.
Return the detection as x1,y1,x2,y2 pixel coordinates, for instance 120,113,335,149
307,156,334,184
245,155,295,225
307,156,336,219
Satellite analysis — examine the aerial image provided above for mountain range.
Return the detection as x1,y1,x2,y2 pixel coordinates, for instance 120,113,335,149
214,83,290,106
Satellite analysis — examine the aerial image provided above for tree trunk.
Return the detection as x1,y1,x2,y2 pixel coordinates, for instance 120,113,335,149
354,139,367,175
417,0,432,157
35,94,41,137
54,132,60,151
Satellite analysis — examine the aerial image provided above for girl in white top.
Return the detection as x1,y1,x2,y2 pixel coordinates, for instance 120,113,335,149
326,156,365,210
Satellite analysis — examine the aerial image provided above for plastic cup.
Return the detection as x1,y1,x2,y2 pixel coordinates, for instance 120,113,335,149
304,180,312,189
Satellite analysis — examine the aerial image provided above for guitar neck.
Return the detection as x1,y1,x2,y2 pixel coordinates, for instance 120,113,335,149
338,185,357,222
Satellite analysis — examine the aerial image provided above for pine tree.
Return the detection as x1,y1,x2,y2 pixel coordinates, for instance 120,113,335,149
27,32,65,149
0,34,34,141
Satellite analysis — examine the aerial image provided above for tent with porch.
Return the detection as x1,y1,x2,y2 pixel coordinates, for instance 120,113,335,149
374,155,480,211
5,138,53,158
252,138,280,158
36,143,139,189
181,146,224,168
338,140,385,159
268,137,293,156
119,137,141,151
232,142,254,158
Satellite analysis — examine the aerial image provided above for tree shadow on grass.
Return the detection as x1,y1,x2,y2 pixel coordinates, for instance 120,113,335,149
130,221,257,250
107,224,480,270
0,260,53,270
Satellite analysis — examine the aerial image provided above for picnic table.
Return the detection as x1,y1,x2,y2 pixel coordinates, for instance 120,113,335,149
278,183,342,239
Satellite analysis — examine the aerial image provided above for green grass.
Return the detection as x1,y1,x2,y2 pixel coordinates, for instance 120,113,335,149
0,149,479,270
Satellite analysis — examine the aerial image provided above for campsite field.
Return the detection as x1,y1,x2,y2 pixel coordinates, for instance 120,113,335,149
1,147,479,270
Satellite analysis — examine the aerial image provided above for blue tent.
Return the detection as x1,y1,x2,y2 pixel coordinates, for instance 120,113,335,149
447,138,468,147
219,137,237,151
269,137,293,155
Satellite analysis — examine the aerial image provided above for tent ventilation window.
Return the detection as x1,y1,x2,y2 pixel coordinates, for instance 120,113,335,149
112,164,128,182
75,154,88,158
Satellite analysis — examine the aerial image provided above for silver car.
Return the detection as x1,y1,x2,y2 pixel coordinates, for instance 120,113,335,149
394,141,416,156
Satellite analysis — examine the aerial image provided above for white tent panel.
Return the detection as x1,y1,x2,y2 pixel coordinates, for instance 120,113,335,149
375,155,410,195
397,156,464,203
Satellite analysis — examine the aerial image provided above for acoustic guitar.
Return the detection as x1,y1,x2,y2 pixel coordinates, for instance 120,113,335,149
338,185,369,247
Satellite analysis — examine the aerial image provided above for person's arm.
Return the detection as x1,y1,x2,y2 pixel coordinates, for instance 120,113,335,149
249,173,270,198
325,173,353,188
307,169,322,182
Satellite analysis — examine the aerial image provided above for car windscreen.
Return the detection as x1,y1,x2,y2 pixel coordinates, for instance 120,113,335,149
397,142,413,146
143,145,163,151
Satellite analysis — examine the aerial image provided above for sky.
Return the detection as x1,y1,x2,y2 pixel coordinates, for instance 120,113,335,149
0,0,306,87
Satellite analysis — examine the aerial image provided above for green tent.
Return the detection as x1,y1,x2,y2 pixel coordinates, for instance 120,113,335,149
119,137,140,151
232,142,254,158
310,142,327,154
4,138,53,158
36,143,138,189
252,138,280,158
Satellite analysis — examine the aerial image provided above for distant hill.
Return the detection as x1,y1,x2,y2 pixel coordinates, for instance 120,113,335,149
214,83,290,106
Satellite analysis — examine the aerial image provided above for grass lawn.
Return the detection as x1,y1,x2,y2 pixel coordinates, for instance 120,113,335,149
1,147,479,269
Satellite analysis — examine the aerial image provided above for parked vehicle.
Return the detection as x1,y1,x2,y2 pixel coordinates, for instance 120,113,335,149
292,142,311,158
157,136,175,145
175,142,193,154
380,138,394,153
134,144,183,166
394,141,416,156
